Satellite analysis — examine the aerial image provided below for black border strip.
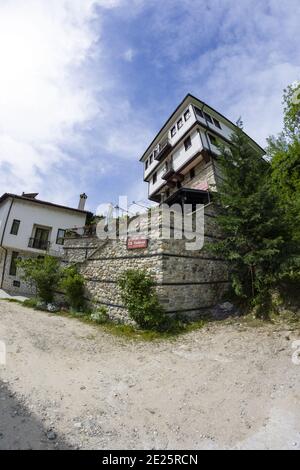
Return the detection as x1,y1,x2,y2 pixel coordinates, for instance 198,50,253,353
84,278,230,286
76,253,226,261
55,294,221,314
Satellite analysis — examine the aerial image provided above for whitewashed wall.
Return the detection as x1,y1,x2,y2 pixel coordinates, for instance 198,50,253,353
1,198,86,254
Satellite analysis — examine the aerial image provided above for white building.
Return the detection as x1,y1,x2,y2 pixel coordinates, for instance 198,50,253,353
0,192,88,295
140,94,264,205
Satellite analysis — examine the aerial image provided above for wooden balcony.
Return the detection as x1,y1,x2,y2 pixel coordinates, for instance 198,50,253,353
154,139,172,161
162,166,175,181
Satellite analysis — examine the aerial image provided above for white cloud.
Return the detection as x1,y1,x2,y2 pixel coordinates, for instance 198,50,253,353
1,0,299,211
123,48,136,62
143,0,300,146
0,0,120,206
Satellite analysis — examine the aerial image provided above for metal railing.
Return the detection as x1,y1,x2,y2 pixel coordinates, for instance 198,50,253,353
65,225,98,238
154,138,172,161
162,161,175,180
28,238,50,251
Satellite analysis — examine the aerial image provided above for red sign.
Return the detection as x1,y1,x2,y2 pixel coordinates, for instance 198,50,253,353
127,238,148,250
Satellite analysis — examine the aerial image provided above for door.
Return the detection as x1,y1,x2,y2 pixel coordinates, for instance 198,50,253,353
33,227,50,250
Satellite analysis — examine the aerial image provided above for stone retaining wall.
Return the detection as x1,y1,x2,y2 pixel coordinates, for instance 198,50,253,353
0,248,37,296
63,204,230,322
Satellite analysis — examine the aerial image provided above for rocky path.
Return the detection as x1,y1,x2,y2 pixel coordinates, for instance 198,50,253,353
0,301,299,450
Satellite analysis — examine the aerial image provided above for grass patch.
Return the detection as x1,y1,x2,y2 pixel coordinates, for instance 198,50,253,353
4,297,299,340
56,308,207,341
1,298,207,341
1,298,22,304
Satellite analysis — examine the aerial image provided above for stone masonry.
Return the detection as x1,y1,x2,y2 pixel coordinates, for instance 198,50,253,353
63,203,230,322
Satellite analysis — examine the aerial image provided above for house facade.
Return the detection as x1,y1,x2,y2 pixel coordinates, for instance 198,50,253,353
0,193,87,295
59,95,265,322
141,94,264,206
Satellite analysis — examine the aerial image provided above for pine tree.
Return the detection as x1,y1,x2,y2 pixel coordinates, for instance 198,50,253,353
210,121,288,312
267,83,300,245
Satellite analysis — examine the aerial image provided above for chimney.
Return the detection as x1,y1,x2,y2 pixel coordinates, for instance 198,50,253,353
78,193,88,210
22,192,39,199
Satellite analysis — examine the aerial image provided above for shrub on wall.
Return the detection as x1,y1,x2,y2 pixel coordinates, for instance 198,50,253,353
91,306,109,324
118,269,166,330
60,266,85,311
17,255,62,303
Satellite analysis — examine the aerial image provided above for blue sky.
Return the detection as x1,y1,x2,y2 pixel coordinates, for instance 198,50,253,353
0,0,299,213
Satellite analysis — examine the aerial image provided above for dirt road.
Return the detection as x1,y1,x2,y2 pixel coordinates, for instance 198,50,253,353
0,301,299,450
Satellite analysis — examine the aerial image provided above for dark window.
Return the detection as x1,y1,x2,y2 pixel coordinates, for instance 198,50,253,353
145,160,148,170
184,109,191,121
153,172,157,184
194,107,204,118
213,118,221,129
204,112,213,124
184,136,192,151
177,118,183,130
150,154,153,164
177,181,182,189
10,219,20,235
209,134,217,146
56,229,65,245
29,227,50,250
153,149,158,159
190,168,195,179
13,280,20,288
9,251,19,276
171,126,176,137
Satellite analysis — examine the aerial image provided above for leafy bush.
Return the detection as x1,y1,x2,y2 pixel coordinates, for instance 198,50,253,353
17,256,62,303
118,269,166,330
60,266,85,310
91,306,109,324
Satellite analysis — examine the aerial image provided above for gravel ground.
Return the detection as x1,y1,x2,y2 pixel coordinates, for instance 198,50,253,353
0,300,299,450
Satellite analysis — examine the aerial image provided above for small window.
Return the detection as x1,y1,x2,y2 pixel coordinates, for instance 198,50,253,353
177,181,182,189
153,148,158,159
184,136,192,151
56,229,65,246
171,126,176,137
213,118,221,129
9,251,19,276
184,109,191,121
10,219,20,236
177,118,183,130
209,134,217,146
204,112,213,124
190,168,195,180
150,154,153,164
145,160,148,170
153,172,157,184
194,107,204,118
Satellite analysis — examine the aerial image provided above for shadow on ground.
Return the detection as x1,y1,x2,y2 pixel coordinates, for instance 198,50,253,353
0,380,71,450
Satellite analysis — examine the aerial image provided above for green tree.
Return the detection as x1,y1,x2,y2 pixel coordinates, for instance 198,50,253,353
267,83,300,244
118,269,166,330
17,255,62,303
210,121,288,312
60,266,85,310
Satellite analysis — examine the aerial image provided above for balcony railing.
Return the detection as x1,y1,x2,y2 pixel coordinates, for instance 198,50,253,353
65,225,97,238
162,163,175,181
154,139,172,161
28,238,50,251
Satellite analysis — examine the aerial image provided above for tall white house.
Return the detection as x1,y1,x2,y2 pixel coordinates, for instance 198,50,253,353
140,94,264,205
0,193,88,295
